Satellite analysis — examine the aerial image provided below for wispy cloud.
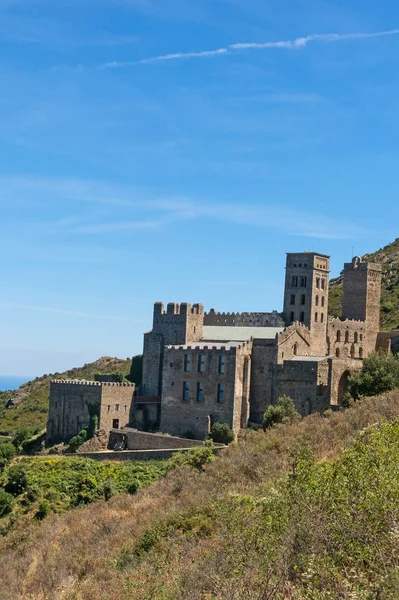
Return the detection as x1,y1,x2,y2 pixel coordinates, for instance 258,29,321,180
89,28,399,69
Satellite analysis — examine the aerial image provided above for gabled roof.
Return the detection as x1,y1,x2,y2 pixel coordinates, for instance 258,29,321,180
202,325,284,342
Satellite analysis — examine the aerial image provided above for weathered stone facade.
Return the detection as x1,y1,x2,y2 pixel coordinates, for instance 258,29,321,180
47,250,391,444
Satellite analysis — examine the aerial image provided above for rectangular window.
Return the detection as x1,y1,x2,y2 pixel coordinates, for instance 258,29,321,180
321,296,325,307
198,354,205,373
184,354,191,372
291,275,298,287
301,294,306,305
316,277,320,289
315,312,318,322
290,294,296,305
115,404,120,412
197,382,204,402
321,279,325,290
183,382,190,401
218,355,226,374
217,383,225,404
300,312,305,322
300,276,307,287
290,311,295,322
112,419,120,429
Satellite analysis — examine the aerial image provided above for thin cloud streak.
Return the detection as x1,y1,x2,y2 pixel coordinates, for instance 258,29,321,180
94,28,399,69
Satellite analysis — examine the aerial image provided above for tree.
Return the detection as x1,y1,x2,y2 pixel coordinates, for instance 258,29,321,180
68,429,88,453
347,352,399,400
4,465,29,496
209,423,235,445
0,490,15,517
262,395,298,430
127,355,143,385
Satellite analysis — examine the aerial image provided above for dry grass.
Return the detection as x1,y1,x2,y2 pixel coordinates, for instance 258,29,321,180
2,392,399,599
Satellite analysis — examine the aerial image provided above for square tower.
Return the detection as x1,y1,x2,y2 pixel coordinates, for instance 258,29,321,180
283,252,330,356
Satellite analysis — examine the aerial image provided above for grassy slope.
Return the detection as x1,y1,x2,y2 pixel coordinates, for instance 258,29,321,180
3,391,399,599
0,357,131,436
329,237,399,330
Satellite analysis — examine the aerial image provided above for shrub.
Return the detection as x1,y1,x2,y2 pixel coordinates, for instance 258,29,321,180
12,428,34,449
35,499,51,520
0,490,15,517
262,395,298,430
167,441,216,471
0,442,16,464
4,465,29,496
87,415,99,440
209,423,235,445
68,429,88,453
348,352,399,400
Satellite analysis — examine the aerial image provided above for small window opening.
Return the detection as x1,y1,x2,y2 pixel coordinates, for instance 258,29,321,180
217,383,225,403
336,331,341,342
198,354,205,373
197,382,204,402
183,381,190,401
290,294,296,305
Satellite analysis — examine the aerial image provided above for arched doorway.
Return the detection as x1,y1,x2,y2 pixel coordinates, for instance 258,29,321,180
338,371,350,404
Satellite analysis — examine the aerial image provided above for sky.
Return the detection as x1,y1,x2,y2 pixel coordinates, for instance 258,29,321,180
1,0,399,376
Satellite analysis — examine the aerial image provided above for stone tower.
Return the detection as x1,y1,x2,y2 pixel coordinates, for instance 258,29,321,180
141,302,204,397
342,257,382,352
283,252,330,356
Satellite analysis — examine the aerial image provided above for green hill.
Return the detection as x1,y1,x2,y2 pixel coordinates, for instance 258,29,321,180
2,392,399,598
0,357,132,436
329,237,399,330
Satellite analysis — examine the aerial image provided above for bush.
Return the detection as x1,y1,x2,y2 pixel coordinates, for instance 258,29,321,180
348,352,399,400
4,465,29,496
35,499,51,520
0,442,16,464
262,395,298,430
167,441,216,471
209,423,235,445
87,415,99,440
12,428,34,449
0,490,15,517
68,429,88,453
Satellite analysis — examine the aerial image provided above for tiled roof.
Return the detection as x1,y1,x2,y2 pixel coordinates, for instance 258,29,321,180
202,325,284,342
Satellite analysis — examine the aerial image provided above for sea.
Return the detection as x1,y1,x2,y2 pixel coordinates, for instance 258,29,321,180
0,376,33,392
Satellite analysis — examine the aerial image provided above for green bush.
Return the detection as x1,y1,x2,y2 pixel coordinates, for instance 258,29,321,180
167,441,216,471
209,423,235,445
262,395,298,430
0,490,15,517
348,352,399,400
87,415,99,440
12,427,34,449
4,465,29,496
0,441,16,464
68,429,88,453
35,499,51,520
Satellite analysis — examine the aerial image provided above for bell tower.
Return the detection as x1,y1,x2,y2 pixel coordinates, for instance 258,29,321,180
283,252,330,356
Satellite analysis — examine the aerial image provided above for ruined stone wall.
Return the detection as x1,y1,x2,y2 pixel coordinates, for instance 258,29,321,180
46,381,102,444
328,358,362,406
204,310,284,327
99,383,136,431
275,359,330,416
249,340,277,424
376,331,399,355
160,342,252,439
327,318,366,360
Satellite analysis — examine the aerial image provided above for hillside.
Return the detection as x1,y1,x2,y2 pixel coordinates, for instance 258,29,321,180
0,357,132,436
2,392,399,599
329,237,399,330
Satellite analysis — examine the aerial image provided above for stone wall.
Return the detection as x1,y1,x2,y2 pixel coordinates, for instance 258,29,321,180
99,383,136,431
249,340,277,423
108,428,207,450
376,331,399,354
277,323,312,363
327,318,366,359
204,310,284,327
160,341,252,439
328,358,362,406
276,358,330,416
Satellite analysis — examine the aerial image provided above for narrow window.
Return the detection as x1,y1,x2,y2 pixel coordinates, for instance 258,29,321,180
198,354,205,373
336,331,341,342
124,405,128,412
290,311,295,322
359,347,364,358
217,383,224,404
218,355,226,375
115,404,120,412
301,294,306,305
345,331,350,343
197,382,204,402
321,296,325,308
354,332,358,343
300,311,305,322
292,275,298,287
336,348,340,358
321,313,324,323
315,312,318,322
360,334,363,342
290,294,296,305
293,343,298,356
184,354,191,372
300,276,307,287
315,295,319,306
183,382,190,401
321,279,325,290
107,405,111,413
316,277,320,289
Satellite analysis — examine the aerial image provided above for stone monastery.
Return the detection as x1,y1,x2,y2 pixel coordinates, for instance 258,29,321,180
47,251,399,444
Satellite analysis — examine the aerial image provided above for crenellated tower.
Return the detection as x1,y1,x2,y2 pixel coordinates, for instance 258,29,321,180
283,252,330,356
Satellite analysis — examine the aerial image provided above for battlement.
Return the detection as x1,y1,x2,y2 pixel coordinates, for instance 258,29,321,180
154,302,204,316
277,322,311,345
344,256,382,273
329,318,365,327
50,380,135,387
204,309,284,327
165,341,251,352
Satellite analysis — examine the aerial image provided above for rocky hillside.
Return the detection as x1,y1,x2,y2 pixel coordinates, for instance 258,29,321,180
329,237,399,330
0,357,132,436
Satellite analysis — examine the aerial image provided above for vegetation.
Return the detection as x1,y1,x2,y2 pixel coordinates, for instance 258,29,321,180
262,394,298,429
329,236,399,330
0,357,132,437
3,392,399,597
127,354,143,384
347,352,399,401
209,422,235,444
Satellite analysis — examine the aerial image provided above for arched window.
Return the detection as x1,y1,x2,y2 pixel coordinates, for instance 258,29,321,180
336,348,341,358
354,332,358,343
293,343,298,356
345,331,350,343
321,313,324,323
359,347,364,358
316,277,320,289
300,276,307,287
315,312,318,322
321,296,325,307
315,295,319,306
336,330,341,342
351,345,355,358
321,279,325,290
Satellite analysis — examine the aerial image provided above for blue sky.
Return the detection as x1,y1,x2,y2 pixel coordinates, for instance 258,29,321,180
1,0,399,376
